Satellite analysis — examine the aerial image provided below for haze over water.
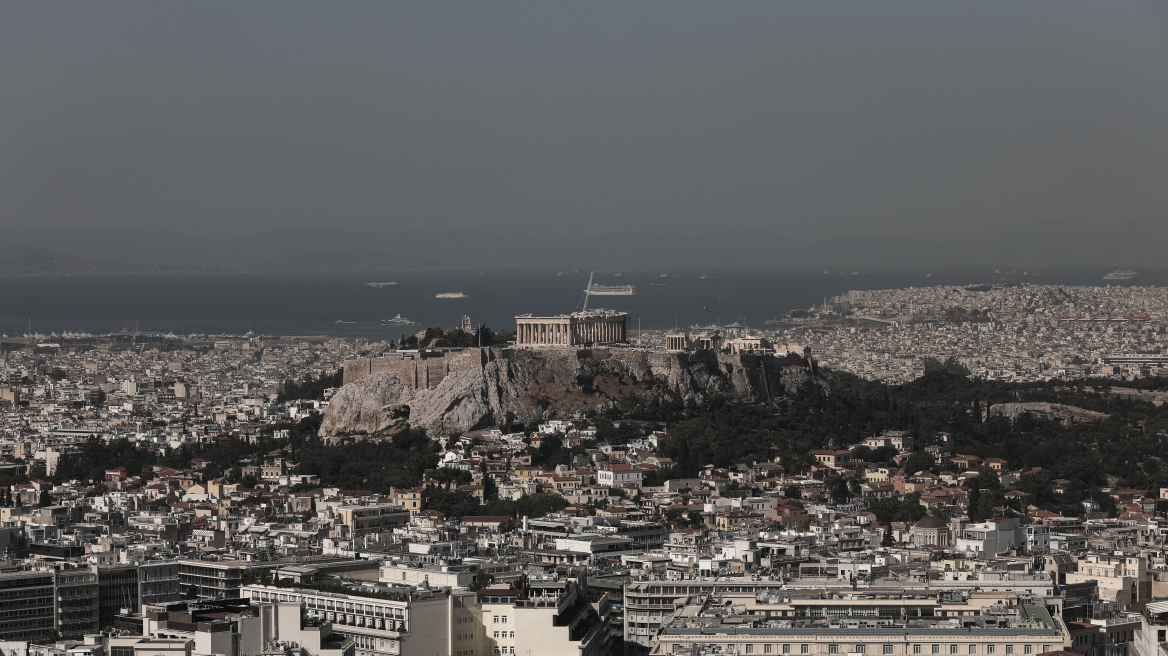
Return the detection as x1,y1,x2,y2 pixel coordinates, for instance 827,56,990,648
3,266,1166,339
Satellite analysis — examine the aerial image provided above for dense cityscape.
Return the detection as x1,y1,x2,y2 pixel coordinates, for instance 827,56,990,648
0,281,1165,656
5,3,1166,656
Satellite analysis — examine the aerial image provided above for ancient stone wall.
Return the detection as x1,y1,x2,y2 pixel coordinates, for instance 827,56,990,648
343,348,492,389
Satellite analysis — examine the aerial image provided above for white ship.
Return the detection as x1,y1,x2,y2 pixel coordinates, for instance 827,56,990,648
435,292,469,299
381,314,415,325
1103,270,1138,280
365,282,398,287
587,284,635,295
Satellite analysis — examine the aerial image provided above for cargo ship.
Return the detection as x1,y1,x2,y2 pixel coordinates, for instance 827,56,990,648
1103,270,1138,280
435,292,469,299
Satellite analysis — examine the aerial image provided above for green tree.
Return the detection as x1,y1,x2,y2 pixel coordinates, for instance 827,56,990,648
901,451,933,476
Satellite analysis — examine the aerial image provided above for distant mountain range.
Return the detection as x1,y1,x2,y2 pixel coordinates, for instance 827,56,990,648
0,218,1165,274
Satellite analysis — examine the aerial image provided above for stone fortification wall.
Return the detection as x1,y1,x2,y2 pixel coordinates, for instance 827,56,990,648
343,348,493,389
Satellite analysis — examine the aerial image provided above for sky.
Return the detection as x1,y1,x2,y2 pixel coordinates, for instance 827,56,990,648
2,2,1167,245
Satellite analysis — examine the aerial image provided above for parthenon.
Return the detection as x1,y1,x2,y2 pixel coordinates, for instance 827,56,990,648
515,309,628,346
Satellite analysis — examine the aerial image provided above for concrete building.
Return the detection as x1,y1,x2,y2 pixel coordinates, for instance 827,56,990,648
515,311,627,347
1025,526,1051,554
477,581,609,656
1065,554,1149,608
137,597,356,656
180,559,271,600
379,561,476,589
53,568,98,638
956,518,1025,556
650,600,1069,656
0,572,55,642
243,582,475,656
333,505,411,538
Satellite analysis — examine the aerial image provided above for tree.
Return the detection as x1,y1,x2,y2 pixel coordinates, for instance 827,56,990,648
38,488,52,507
922,357,971,377
481,462,498,502
881,525,895,547
901,450,933,476
825,474,852,504
967,485,982,522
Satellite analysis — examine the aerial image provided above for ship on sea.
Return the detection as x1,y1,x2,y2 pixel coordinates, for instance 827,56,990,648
364,282,398,288
435,292,469,299
584,272,635,296
1104,269,1138,280
381,314,415,325
586,284,635,295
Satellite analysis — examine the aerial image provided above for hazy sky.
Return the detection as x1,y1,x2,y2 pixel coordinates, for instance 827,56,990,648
3,2,1167,241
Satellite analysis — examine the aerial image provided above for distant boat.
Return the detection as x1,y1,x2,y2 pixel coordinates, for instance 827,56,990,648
1103,269,1138,280
436,292,469,299
586,284,636,295
700,275,720,280
365,282,398,288
381,314,415,325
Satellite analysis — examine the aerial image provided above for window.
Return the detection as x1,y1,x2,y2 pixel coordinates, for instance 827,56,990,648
1042,648,1050,654
969,647,977,655
509,632,514,638
914,647,921,655
493,632,499,639
1006,647,1013,655
830,646,839,654
747,646,755,655
857,645,866,654
951,647,958,655
885,646,894,655
765,646,773,655
502,616,508,624
933,647,941,655
1024,648,1031,656
783,646,790,654
802,646,809,654
987,648,995,655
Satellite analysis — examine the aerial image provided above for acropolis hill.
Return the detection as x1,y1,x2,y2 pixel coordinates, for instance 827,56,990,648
322,347,825,436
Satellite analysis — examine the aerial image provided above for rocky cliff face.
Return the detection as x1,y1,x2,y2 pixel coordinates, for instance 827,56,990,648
319,348,826,436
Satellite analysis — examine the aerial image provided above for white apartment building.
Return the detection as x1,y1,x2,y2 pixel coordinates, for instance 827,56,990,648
477,582,609,656
597,464,642,488
956,518,1025,556
1064,554,1149,608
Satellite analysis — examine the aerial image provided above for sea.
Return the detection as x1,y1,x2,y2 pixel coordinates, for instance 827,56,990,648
2,266,1166,339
